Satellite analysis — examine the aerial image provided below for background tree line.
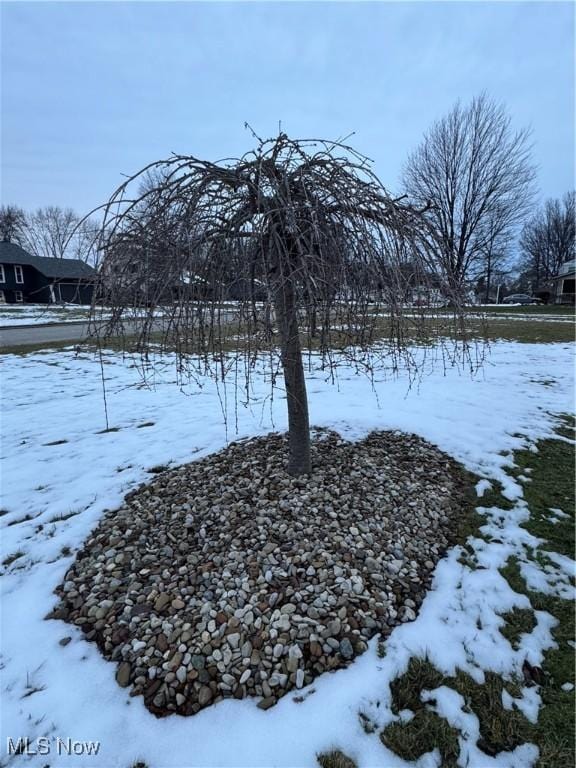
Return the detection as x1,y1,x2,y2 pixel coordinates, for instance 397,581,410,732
0,204,100,265
401,92,574,302
516,192,575,294
2,93,573,300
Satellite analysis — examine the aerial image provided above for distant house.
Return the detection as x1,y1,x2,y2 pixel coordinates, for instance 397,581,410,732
0,242,96,305
550,259,575,305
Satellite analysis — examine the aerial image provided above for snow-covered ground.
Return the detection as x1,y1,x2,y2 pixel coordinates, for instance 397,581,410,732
478,312,575,323
1,303,573,328
1,341,574,768
0,305,94,327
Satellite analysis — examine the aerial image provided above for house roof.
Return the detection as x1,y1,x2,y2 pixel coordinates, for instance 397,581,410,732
552,258,576,280
0,241,97,279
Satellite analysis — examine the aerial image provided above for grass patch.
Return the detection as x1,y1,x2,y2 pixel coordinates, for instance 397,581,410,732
513,421,575,559
553,413,576,441
499,607,537,649
384,658,534,760
500,556,575,766
43,439,69,446
389,657,444,715
498,416,575,767
478,479,516,510
381,709,460,766
471,305,575,316
471,319,574,343
453,670,533,755
382,416,574,767
317,750,357,768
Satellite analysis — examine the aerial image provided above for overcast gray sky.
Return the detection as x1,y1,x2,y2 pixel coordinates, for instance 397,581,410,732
1,1,574,216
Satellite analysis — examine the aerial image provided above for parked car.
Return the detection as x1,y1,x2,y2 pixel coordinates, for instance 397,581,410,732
501,294,543,305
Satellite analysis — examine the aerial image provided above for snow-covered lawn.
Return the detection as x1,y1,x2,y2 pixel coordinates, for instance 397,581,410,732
0,305,95,327
2,303,572,328
0,303,246,328
1,341,574,768
479,313,575,323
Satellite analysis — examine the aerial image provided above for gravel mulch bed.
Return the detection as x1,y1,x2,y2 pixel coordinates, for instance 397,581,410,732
48,429,473,717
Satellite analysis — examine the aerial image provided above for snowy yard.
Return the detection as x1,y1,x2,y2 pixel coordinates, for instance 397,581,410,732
1,340,574,768
1,303,572,329
0,304,97,327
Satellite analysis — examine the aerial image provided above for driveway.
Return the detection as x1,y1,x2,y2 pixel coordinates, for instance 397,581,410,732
1,311,239,350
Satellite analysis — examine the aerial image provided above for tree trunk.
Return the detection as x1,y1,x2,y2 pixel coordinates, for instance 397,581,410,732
273,274,311,476
484,253,492,303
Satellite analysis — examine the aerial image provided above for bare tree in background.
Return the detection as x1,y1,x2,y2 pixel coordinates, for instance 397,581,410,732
0,205,27,243
519,191,575,292
69,219,101,266
92,133,475,476
403,94,536,289
476,214,512,302
24,206,99,264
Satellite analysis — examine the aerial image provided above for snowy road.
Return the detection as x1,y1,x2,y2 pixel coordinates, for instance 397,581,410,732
0,312,239,348
0,321,92,347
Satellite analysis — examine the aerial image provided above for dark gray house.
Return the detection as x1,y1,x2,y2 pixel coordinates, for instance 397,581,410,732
0,242,96,304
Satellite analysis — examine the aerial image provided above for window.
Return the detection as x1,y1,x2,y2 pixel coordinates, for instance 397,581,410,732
14,291,23,303
14,264,24,284
0,265,5,282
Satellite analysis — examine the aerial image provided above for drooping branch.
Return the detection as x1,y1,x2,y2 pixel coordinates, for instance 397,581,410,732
91,133,477,474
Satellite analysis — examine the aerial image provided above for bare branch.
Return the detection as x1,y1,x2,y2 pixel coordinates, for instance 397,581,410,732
92,133,476,474
403,94,536,288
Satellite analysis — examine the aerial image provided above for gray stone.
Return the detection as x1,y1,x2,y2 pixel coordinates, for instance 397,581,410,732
327,618,341,636
154,593,170,611
116,661,131,687
227,633,240,649
402,607,416,622
198,686,213,706
339,638,354,659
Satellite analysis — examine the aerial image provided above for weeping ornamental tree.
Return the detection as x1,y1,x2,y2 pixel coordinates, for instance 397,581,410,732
92,134,471,476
